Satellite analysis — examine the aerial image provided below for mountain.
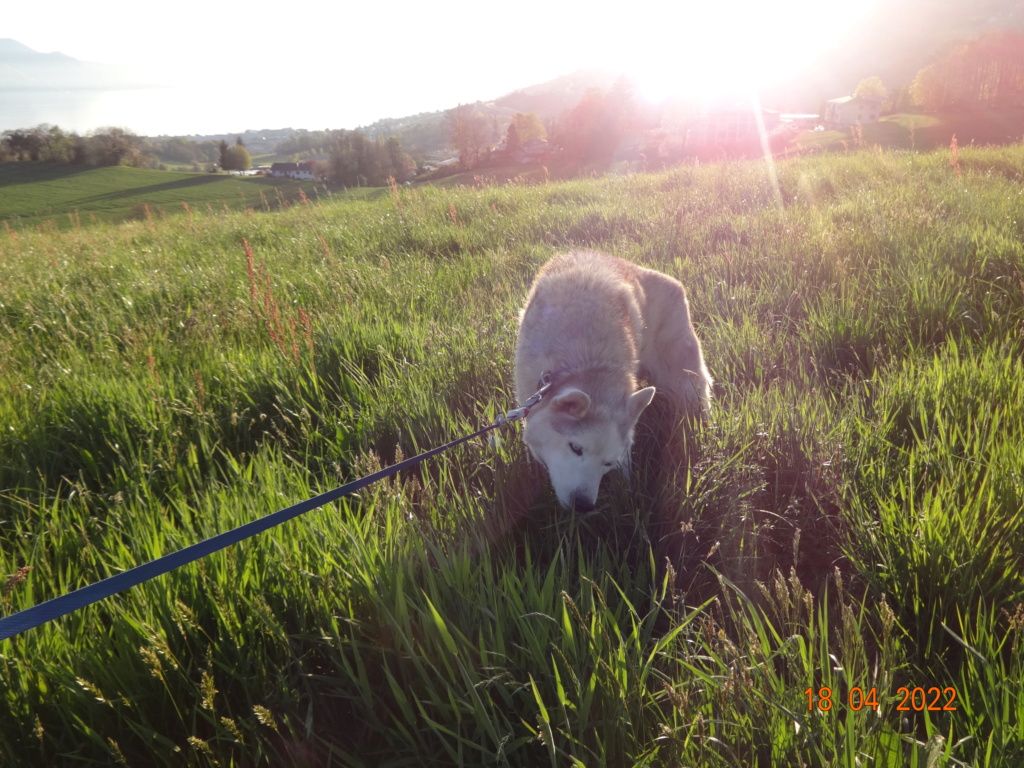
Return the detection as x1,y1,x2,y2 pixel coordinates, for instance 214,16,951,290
0,38,158,90
356,70,620,157
491,70,620,120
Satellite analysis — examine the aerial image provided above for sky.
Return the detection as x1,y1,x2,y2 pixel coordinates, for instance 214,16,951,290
5,0,882,136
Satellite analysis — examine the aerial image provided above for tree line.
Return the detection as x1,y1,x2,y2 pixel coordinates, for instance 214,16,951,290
274,130,332,157
910,31,1024,111
443,79,642,173
0,125,260,172
323,129,411,187
0,125,158,167
2,122,411,185
444,106,548,168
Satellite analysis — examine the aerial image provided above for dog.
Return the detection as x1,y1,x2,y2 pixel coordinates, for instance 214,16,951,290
514,250,711,510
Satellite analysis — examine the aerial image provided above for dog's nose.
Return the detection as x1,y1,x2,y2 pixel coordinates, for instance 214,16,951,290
569,491,595,513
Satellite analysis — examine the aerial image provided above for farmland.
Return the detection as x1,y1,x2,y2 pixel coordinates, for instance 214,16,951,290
0,163,335,231
1,143,1023,766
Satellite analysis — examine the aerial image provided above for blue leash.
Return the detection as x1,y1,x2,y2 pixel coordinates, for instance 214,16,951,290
0,381,552,643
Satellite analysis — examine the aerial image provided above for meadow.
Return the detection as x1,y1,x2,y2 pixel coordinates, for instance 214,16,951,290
1,142,1023,767
794,109,1024,154
0,163,336,231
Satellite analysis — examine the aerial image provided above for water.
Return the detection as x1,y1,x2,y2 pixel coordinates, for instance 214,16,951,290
1,84,373,137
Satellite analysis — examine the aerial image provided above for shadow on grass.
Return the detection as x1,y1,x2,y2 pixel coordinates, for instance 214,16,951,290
72,174,264,204
0,161,94,186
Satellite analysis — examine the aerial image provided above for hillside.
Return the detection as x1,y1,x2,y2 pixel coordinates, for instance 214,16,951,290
765,0,1024,109
354,70,619,158
0,163,335,229
1,143,1023,766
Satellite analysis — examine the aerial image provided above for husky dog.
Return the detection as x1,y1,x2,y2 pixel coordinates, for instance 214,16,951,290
514,250,711,510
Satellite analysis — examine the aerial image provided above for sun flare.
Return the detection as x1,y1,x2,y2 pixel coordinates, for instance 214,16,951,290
605,0,881,104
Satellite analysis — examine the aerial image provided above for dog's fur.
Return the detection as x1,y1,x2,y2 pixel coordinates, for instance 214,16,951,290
514,250,711,510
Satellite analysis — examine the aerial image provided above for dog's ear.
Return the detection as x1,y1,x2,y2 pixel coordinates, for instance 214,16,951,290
628,386,656,422
551,388,591,418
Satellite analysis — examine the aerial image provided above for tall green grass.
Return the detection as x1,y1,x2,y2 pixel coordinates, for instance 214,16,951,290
2,144,1023,766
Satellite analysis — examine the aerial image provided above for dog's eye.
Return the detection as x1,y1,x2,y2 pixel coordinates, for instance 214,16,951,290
569,442,583,456
603,461,615,468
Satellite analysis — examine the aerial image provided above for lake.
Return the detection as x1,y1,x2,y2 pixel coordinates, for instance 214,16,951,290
1,85,372,137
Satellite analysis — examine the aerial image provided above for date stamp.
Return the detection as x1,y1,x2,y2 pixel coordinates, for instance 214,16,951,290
805,686,958,713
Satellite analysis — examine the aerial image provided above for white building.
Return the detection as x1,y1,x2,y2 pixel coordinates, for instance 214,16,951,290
269,162,317,180
824,95,883,129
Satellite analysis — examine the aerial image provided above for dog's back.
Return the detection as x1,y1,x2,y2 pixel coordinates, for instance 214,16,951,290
516,250,711,412
514,251,645,404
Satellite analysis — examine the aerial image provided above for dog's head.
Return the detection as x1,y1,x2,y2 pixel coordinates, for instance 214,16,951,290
523,385,655,510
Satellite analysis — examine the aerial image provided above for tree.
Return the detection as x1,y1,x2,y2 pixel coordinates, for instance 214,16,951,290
886,86,915,113
445,104,489,168
217,137,251,171
855,76,887,98
505,121,521,156
88,127,144,166
2,128,44,161
223,144,252,171
325,129,408,186
554,87,629,164
909,67,947,111
511,112,546,143
384,136,411,181
45,125,75,163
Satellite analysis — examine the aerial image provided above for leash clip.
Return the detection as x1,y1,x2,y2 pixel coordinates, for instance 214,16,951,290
493,371,553,428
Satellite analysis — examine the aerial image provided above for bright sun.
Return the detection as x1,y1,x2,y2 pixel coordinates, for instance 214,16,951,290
603,0,879,103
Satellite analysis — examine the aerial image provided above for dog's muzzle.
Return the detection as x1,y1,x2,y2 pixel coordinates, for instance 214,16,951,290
569,491,595,513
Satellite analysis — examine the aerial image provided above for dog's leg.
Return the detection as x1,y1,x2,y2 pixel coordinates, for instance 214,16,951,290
637,272,712,416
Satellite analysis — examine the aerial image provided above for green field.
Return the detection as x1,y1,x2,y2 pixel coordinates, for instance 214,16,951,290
795,109,1024,153
1,143,1023,766
0,163,334,231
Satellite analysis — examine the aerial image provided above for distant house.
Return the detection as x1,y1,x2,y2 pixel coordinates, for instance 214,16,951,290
270,162,317,180
824,95,883,129
684,107,782,151
515,138,551,164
